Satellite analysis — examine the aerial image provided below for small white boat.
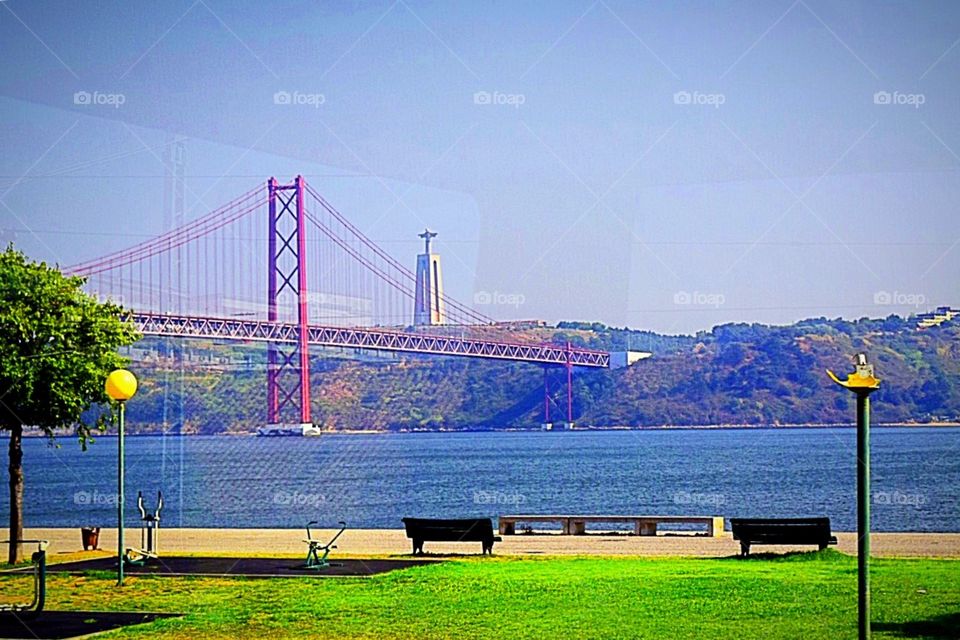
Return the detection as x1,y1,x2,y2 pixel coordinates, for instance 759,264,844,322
256,423,323,437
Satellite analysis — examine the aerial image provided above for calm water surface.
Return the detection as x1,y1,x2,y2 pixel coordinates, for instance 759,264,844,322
4,427,958,532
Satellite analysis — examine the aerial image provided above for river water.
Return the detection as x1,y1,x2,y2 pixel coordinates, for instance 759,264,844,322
4,427,957,532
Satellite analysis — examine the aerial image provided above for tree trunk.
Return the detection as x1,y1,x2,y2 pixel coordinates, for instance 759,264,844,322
7,423,23,565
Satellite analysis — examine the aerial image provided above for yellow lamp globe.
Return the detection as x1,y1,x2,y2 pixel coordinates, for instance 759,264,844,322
105,369,138,402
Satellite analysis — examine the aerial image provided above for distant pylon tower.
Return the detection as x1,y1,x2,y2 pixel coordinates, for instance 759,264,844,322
414,229,445,326
162,137,186,231
162,137,186,315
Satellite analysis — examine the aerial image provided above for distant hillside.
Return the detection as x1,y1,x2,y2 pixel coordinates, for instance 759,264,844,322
121,314,960,433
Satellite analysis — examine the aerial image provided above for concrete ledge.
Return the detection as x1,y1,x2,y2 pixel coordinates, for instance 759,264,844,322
499,515,724,537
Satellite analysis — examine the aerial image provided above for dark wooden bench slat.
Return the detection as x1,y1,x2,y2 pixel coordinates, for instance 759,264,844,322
730,518,837,556
402,518,502,555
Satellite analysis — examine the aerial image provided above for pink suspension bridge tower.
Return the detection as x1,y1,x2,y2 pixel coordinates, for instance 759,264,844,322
266,176,312,428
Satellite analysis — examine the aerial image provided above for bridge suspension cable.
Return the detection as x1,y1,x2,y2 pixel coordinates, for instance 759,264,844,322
303,182,493,326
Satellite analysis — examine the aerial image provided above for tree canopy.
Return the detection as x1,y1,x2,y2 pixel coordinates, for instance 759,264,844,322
0,247,138,438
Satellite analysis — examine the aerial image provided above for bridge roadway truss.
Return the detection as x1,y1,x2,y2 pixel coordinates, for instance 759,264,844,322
131,312,610,368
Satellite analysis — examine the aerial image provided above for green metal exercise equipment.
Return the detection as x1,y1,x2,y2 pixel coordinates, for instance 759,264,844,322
124,491,163,566
0,539,48,619
303,521,346,569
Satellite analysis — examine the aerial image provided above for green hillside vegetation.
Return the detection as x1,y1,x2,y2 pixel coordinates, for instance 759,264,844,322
119,314,960,434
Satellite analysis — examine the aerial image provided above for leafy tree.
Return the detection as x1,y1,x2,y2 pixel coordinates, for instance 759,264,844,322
0,247,138,563
716,342,747,367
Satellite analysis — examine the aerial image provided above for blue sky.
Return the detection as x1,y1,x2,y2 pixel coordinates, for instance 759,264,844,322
0,0,958,333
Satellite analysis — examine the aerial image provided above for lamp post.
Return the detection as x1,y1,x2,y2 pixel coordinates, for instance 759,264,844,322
106,369,138,586
828,354,880,640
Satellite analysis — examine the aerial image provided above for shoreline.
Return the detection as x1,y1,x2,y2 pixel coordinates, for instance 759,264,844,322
14,422,960,438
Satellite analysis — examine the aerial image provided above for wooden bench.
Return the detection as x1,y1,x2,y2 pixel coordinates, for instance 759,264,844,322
402,517,502,555
730,517,838,556
498,514,725,537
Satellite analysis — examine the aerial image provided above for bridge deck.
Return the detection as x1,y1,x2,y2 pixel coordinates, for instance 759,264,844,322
131,312,610,367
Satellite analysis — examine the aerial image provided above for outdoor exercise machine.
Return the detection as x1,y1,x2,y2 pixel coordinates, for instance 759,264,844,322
124,491,163,566
0,539,48,619
303,521,346,569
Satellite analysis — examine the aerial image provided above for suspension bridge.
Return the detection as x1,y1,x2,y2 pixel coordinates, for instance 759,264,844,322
64,176,643,430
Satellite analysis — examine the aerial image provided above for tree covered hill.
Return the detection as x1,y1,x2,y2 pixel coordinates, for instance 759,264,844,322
120,314,960,433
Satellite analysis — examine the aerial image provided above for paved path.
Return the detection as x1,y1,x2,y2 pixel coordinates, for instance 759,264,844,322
23,528,960,559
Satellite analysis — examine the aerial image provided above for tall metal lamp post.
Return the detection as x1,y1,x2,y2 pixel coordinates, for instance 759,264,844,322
105,369,138,586
828,354,880,640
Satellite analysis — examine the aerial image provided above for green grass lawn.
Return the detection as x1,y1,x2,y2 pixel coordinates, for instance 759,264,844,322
2,551,958,639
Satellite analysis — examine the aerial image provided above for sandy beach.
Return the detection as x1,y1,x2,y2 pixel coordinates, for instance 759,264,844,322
22,527,960,560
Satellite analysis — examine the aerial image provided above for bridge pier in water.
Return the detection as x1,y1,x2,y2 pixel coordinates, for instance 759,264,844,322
542,343,578,430
541,367,552,431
